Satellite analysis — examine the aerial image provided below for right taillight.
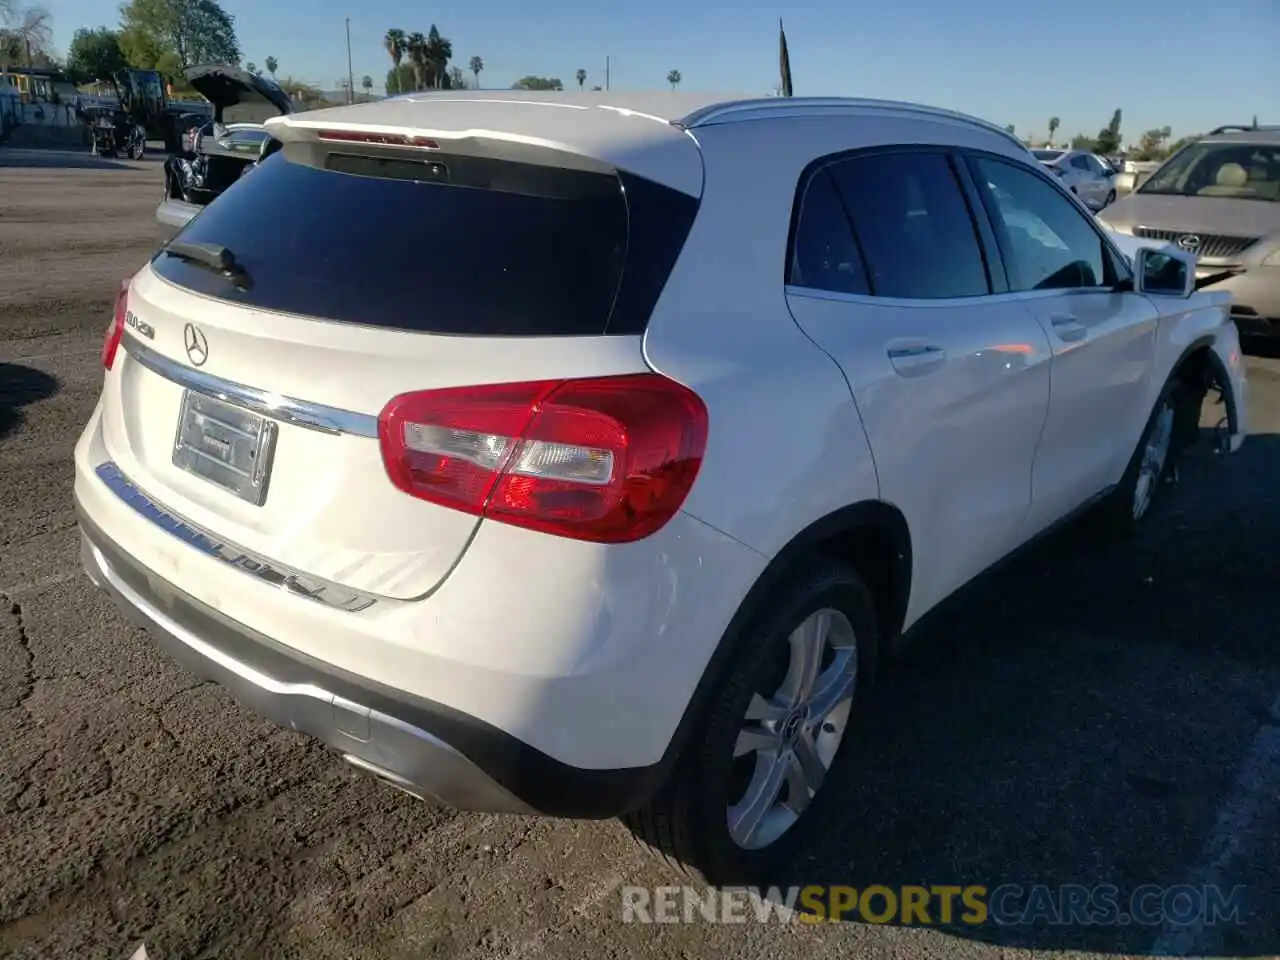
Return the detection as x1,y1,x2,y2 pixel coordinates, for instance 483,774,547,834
377,374,709,543
102,279,130,371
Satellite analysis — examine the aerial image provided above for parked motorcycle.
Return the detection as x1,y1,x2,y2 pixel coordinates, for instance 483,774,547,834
90,112,147,160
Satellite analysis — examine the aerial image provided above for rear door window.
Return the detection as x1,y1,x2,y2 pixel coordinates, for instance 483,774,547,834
825,151,991,299
787,168,870,295
153,147,697,337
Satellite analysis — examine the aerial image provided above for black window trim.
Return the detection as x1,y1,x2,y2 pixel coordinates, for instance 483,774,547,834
958,147,1134,295
785,143,1001,302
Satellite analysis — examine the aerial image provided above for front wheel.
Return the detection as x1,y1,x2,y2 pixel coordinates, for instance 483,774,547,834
624,563,880,884
1099,376,1188,534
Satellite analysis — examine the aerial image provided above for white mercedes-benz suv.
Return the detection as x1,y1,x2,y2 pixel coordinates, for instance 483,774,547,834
75,92,1248,884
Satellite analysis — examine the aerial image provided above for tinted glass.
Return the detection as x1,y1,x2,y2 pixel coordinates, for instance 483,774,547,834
828,152,990,299
788,169,870,295
971,156,1109,291
1139,141,1280,201
152,148,697,337
1070,154,1092,171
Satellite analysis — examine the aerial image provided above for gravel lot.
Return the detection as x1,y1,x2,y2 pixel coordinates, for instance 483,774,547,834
2,148,1278,960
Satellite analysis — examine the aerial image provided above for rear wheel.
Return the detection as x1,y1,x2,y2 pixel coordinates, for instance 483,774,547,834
624,563,879,884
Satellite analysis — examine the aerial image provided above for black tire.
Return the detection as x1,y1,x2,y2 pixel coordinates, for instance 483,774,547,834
1105,189,1117,206
624,562,880,885
1099,374,1189,534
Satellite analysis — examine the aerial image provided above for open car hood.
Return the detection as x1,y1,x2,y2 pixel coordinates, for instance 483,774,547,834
184,64,293,125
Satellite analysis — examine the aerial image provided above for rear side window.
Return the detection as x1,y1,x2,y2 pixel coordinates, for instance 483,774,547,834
153,148,698,336
787,168,870,295
826,151,991,299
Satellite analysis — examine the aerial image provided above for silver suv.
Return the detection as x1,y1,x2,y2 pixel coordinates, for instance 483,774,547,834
1099,125,1280,336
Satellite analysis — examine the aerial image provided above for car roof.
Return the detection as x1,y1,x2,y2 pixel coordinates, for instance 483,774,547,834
1200,127,1280,145
267,91,1027,196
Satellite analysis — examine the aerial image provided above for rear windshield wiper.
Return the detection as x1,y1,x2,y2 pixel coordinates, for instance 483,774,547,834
162,240,253,290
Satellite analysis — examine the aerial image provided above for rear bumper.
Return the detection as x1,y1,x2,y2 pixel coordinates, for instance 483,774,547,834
77,507,663,819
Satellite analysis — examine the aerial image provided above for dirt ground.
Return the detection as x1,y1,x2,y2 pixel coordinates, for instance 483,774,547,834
2,147,1279,960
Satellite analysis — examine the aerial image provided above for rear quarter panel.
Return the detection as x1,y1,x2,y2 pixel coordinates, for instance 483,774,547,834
643,115,1038,564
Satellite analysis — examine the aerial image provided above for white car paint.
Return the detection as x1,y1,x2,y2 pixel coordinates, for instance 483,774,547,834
1034,148,1119,210
74,92,1248,828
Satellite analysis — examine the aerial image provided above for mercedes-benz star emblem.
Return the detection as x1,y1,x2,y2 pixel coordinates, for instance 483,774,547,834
1177,234,1202,252
183,323,209,367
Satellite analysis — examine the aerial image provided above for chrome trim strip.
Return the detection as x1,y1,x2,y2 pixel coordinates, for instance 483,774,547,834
124,335,380,438
96,461,381,612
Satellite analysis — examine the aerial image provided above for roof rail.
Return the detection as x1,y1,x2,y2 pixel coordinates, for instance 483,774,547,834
1208,123,1280,135
679,96,1027,152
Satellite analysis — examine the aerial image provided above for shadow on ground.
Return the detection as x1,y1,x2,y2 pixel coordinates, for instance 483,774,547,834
0,363,60,439
0,148,141,171
641,429,1280,956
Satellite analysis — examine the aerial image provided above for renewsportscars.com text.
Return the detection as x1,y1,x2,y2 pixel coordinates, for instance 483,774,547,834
620,884,1246,926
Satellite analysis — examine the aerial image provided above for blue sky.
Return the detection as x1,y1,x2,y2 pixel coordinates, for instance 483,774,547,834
48,0,1279,142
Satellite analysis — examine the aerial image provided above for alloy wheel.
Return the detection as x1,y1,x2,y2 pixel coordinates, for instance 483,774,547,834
727,608,858,850
1133,401,1174,521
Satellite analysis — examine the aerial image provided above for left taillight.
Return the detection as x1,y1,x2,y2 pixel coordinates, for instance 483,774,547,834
102,279,130,371
377,374,709,544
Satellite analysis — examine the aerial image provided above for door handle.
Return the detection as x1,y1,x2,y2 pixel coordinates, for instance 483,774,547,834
1050,315,1088,342
887,344,946,372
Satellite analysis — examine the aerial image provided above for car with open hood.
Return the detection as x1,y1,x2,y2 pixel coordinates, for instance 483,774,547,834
158,64,293,234
1099,125,1280,336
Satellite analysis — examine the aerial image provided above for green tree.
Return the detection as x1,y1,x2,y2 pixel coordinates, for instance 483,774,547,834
575,68,586,90
1070,132,1094,149
1005,123,1015,135
511,75,562,91
362,74,372,97
1094,108,1123,155
405,30,425,90
246,61,256,74
469,54,482,88
386,62,414,94
1132,125,1173,161
1047,116,1060,145
264,54,277,78
0,1,52,67
424,25,451,89
66,26,127,91
449,65,463,89
119,0,240,72
383,28,405,93
667,69,681,90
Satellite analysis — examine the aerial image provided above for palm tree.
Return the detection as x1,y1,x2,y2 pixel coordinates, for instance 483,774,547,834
576,68,586,90
264,55,278,79
424,26,451,89
384,28,406,93
406,31,426,91
469,55,483,89
1048,116,1060,146
667,69,681,90
362,75,372,98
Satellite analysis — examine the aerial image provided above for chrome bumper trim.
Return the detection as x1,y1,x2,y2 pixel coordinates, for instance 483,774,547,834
96,461,381,612
124,334,380,438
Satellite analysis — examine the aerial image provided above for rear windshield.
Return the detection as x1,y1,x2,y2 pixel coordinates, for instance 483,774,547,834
152,146,699,336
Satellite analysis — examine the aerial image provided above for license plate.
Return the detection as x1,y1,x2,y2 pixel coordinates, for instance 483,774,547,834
172,390,277,505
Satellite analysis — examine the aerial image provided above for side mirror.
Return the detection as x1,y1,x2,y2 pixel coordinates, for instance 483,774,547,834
1135,247,1195,298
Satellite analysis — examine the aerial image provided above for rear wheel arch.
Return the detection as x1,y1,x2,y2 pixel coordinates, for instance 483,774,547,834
657,501,912,776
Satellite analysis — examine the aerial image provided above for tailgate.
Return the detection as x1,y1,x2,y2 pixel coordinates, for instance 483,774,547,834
99,126,699,601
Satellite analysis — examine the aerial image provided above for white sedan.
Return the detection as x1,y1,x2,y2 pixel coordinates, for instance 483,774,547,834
1032,148,1119,210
